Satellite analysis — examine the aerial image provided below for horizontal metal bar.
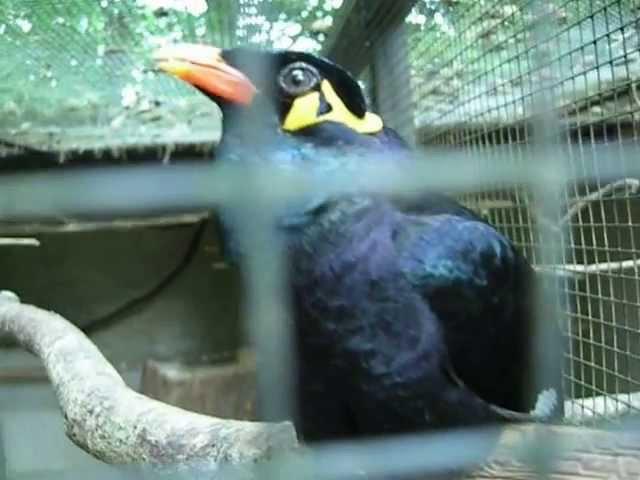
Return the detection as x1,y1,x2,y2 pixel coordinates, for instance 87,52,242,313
1,142,639,221
0,143,640,221
305,426,505,479
0,212,209,235
0,237,39,246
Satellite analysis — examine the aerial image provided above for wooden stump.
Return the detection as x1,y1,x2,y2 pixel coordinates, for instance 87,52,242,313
141,349,257,420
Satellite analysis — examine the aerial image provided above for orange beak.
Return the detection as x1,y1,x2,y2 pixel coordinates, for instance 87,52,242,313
153,43,257,106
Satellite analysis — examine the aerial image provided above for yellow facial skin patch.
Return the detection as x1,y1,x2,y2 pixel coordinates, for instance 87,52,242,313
282,80,383,134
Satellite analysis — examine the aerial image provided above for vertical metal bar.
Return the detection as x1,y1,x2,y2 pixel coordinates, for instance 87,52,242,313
0,421,5,480
527,0,567,476
235,210,296,424
224,6,298,433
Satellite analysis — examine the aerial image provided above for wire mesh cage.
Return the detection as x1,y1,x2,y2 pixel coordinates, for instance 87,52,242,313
1,0,640,479
0,0,342,155
395,0,640,422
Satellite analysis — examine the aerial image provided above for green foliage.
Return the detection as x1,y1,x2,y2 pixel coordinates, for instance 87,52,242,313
233,0,343,51
0,0,346,148
404,0,639,129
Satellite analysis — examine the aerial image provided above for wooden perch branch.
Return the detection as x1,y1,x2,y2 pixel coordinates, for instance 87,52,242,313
0,291,297,468
2,289,640,478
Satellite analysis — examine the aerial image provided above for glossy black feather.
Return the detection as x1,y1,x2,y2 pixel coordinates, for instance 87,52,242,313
288,199,511,438
208,48,562,441
397,213,537,411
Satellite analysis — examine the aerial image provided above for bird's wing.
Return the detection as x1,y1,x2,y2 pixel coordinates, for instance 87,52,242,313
397,212,529,317
396,211,548,412
391,210,563,423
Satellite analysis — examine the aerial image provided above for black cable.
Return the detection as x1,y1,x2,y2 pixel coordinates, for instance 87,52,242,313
82,219,209,335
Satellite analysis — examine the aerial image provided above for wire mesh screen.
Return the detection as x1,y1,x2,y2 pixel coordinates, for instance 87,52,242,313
1,1,216,154
0,0,340,155
387,0,640,422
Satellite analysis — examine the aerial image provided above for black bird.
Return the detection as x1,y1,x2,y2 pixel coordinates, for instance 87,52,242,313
154,44,562,441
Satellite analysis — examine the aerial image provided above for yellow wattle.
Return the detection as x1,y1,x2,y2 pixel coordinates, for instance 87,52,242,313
282,80,383,134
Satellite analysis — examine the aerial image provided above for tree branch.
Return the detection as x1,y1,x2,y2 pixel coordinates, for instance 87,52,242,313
3,289,640,478
0,291,297,468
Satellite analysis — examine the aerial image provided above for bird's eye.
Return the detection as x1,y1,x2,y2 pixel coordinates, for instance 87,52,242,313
278,62,320,96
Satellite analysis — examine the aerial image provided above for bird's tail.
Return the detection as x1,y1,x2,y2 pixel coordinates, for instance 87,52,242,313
489,388,558,423
444,359,559,424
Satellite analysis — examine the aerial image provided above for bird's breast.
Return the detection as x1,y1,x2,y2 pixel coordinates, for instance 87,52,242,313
287,204,435,376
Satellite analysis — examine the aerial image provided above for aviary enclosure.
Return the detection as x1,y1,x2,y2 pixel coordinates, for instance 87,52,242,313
1,0,640,478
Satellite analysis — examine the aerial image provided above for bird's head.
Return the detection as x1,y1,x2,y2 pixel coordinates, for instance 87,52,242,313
153,44,409,239
153,44,384,144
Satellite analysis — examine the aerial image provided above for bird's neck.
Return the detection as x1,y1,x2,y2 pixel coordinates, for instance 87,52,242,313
286,196,394,266
287,195,376,236
218,103,284,148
